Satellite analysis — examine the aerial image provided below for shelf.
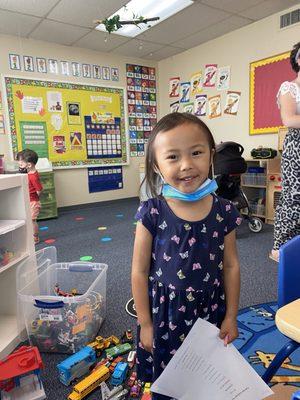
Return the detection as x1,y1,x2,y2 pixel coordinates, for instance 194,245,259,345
241,184,266,188
0,251,29,274
0,220,26,235
0,314,19,357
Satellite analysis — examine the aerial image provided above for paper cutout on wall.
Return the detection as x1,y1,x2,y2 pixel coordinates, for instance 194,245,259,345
183,103,193,113
194,95,207,117
203,64,217,87
190,71,202,96
208,95,221,118
217,66,231,91
180,82,191,103
169,77,180,97
224,91,241,115
170,100,180,113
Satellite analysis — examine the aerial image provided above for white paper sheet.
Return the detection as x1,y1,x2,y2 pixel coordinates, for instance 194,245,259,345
151,318,274,400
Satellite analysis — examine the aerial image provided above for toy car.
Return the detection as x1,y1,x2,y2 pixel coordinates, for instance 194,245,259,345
127,371,137,387
130,381,141,398
121,329,133,343
111,362,128,386
127,350,136,368
143,382,151,393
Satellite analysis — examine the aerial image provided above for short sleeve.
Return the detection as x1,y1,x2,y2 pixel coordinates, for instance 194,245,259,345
277,81,300,108
223,200,243,236
135,200,157,236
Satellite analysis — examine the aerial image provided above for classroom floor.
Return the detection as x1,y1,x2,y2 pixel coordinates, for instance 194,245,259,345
31,197,285,399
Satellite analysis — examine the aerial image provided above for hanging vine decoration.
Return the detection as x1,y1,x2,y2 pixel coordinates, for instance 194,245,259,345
94,15,160,34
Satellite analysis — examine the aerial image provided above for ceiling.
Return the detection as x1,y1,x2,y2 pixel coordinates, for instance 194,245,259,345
0,0,298,61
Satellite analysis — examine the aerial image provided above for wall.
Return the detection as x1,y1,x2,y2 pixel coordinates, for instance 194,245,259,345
157,5,299,158
0,34,157,207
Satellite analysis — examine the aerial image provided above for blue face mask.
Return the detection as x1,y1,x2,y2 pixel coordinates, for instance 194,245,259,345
162,178,218,202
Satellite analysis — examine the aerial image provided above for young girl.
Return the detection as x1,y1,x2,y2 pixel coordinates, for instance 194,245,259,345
131,113,242,399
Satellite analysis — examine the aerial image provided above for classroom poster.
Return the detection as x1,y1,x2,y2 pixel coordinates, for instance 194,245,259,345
5,77,127,167
180,82,191,103
194,95,207,117
224,91,241,115
217,66,231,90
208,95,221,118
183,103,193,113
126,64,157,157
169,77,180,97
203,64,217,87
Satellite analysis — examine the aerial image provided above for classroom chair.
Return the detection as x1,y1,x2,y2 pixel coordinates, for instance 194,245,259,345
262,235,300,384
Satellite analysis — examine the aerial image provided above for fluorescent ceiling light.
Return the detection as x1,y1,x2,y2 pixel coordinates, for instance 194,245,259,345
96,0,193,37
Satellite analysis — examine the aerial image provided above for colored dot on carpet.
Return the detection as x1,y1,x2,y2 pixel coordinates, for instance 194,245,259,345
116,214,124,218
80,256,93,261
44,238,56,244
39,226,49,231
101,237,112,242
98,226,107,231
75,217,84,221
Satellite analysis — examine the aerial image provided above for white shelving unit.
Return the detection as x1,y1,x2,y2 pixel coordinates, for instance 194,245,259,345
0,174,35,357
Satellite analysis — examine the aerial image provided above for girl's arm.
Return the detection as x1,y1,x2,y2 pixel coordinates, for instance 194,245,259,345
219,229,240,344
131,221,153,350
280,92,300,128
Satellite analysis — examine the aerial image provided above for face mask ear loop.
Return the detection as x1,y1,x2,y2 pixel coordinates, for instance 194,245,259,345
211,162,215,179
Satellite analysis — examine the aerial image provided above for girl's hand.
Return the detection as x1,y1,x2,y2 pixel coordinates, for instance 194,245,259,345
219,316,239,345
140,322,153,353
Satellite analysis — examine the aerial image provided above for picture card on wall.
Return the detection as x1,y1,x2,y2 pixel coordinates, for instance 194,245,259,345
208,95,221,118
180,82,191,103
72,62,81,77
194,95,207,116
224,91,241,115
169,77,180,97
191,71,202,96
36,58,47,73
217,66,231,91
183,103,193,113
111,67,119,81
9,54,21,70
24,56,34,72
93,65,101,79
61,61,70,76
82,64,91,78
170,100,180,113
203,64,217,87
48,59,58,74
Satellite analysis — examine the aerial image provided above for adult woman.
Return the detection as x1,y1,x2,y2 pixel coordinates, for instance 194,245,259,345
270,42,300,262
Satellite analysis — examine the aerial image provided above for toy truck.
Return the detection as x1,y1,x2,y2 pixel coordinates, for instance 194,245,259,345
87,335,119,356
106,343,132,359
110,362,128,386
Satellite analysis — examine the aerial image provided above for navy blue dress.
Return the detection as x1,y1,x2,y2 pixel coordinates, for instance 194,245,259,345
134,194,242,400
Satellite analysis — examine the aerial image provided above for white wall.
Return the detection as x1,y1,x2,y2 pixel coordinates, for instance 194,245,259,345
158,5,299,158
0,34,157,207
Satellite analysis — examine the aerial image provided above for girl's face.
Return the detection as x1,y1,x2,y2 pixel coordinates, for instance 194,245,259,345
154,122,213,193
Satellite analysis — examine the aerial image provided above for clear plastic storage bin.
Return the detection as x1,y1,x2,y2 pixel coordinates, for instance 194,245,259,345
17,247,107,354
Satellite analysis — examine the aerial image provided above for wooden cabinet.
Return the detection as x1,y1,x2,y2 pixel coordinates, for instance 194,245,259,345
0,174,35,357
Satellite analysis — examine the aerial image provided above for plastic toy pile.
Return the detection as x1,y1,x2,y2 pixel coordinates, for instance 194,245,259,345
57,330,152,400
29,287,103,354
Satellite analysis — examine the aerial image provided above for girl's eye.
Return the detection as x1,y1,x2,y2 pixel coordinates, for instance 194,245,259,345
166,155,177,160
192,150,202,156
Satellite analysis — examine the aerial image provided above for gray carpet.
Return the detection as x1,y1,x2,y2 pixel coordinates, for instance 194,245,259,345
29,197,277,399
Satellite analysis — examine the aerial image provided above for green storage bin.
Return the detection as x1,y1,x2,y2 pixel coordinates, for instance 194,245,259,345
38,202,58,220
38,172,58,220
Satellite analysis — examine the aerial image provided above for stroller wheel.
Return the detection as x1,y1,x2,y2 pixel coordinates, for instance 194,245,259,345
248,217,263,233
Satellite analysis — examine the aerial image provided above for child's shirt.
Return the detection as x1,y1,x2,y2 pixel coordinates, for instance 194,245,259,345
28,171,43,202
135,194,242,292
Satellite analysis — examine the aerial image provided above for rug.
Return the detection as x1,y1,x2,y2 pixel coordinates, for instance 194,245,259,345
126,299,300,390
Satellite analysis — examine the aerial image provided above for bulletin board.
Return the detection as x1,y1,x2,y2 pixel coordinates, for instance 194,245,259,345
249,51,296,135
4,76,128,168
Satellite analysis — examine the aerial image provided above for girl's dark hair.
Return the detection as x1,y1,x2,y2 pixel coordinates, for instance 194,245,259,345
290,41,300,73
142,112,216,198
16,148,39,165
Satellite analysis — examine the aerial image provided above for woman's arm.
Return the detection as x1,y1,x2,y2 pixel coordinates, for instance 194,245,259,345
280,92,300,128
131,222,153,338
